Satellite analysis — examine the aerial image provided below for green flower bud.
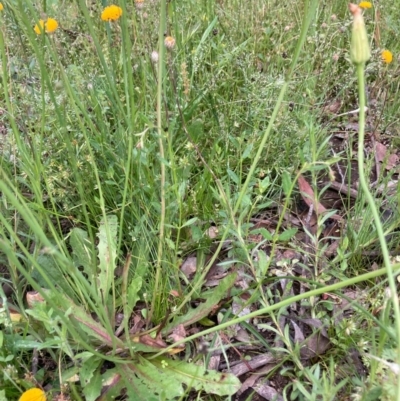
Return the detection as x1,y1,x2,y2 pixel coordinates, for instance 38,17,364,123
349,3,370,65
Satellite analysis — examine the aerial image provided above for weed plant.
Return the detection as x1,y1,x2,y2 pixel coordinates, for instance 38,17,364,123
1,0,400,400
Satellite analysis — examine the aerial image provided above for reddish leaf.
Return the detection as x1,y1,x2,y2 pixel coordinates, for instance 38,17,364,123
374,141,387,162
297,174,327,214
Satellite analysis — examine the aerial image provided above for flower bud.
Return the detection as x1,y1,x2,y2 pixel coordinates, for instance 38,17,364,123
349,3,370,65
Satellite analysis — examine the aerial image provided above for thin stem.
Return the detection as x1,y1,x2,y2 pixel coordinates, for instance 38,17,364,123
356,63,400,398
149,263,400,358
149,0,167,324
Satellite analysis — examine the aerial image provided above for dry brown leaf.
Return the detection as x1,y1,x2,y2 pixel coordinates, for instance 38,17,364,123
300,332,331,359
26,290,46,308
291,320,305,343
375,141,387,162
134,334,167,349
168,324,187,344
206,226,219,239
224,353,277,376
253,379,284,401
385,153,399,170
180,256,197,278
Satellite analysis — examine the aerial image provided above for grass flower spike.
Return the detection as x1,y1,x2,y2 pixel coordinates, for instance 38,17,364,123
34,18,58,34
381,49,393,64
349,3,370,65
359,1,372,8
19,388,46,401
101,5,123,21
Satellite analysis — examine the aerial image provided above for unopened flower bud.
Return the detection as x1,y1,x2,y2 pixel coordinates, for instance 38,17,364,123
349,3,370,65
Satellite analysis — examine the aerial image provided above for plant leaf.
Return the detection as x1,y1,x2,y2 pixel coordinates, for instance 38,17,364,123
47,292,124,348
121,356,240,400
70,227,95,280
32,254,74,298
97,215,118,298
278,228,298,242
163,273,236,333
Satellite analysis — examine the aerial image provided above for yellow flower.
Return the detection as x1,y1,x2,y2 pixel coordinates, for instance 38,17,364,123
19,388,46,401
45,18,58,33
34,20,45,35
359,1,372,8
164,36,176,50
0,3,4,11
381,49,393,64
34,18,59,34
101,5,123,21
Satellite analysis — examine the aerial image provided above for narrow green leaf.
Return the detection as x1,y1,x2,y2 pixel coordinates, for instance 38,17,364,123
227,169,239,184
257,250,269,277
282,170,292,196
251,228,273,241
163,273,236,333
278,228,298,242
181,217,198,228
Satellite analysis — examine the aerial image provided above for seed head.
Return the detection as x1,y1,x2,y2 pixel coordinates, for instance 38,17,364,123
135,0,145,9
164,36,176,50
151,50,159,63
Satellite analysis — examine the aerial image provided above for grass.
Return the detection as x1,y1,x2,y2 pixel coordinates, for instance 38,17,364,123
1,0,400,400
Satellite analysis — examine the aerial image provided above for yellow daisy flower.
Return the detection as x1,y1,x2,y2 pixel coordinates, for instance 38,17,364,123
45,18,58,33
359,1,372,8
0,3,4,11
381,49,393,64
34,18,59,34
34,20,45,35
101,5,123,21
19,388,46,401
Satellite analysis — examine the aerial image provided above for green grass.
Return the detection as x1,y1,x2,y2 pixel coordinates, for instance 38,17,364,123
1,0,400,400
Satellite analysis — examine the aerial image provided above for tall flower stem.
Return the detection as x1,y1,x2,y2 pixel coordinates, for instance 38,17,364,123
149,0,167,324
356,63,400,399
